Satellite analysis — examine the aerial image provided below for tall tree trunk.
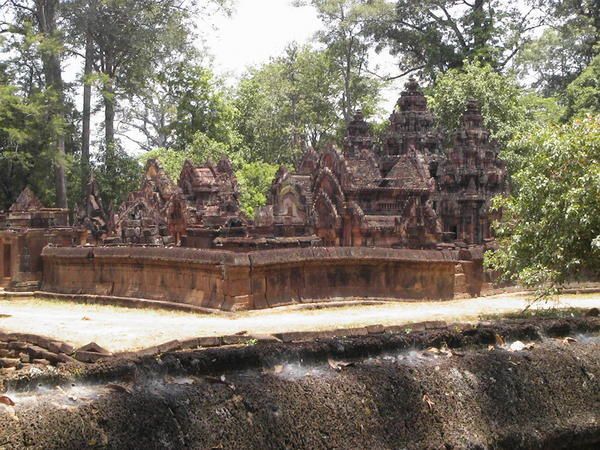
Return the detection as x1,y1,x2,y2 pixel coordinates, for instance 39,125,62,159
81,35,93,195
35,0,68,208
103,78,116,175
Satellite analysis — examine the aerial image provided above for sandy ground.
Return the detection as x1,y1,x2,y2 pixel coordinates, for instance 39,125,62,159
0,293,599,352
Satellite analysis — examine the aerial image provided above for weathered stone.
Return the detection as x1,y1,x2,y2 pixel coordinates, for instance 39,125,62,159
197,336,222,348
24,345,61,364
222,335,250,345
157,340,181,354
73,350,111,363
0,358,20,368
585,307,599,317
134,346,160,358
77,342,111,355
424,321,448,330
248,334,282,343
334,327,369,337
275,331,329,343
32,359,50,366
366,324,386,334
7,341,27,351
179,338,200,349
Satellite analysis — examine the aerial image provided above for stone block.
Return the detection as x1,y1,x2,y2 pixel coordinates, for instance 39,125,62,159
275,331,329,343
179,338,200,349
73,350,110,363
385,325,412,335
222,335,250,345
406,322,427,332
334,327,369,337
7,341,27,351
248,334,282,343
45,340,71,354
197,336,222,347
24,345,61,364
366,324,386,334
134,346,160,358
424,321,448,330
32,359,50,366
158,340,181,354
77,342,111,355
0,358,20,368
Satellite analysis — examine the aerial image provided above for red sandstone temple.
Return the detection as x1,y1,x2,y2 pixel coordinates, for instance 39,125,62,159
65,78,506,252
0,79,507,304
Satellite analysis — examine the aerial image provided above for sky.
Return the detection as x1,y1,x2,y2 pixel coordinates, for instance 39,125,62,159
201,0,323,79
201,0,402,112
114,0,402,154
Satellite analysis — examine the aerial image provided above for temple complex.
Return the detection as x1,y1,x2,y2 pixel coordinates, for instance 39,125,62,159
434,100,507,243
0,78,507,304
259,78,506,249
0,188,75,290
70,77,506,252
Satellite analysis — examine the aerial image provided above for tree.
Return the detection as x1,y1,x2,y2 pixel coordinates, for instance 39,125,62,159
298,0,382,123
139,148,278,217
236,42,379,164
516,0,599,95
236,161,278,217
121,57,244,164
2,0,70,207
367,0,547,81
564,54,600,119
88,1,188,165
428,60,562,145
485,116,600,295
236,45,334,164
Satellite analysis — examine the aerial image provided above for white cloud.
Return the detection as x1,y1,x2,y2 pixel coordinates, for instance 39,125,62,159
201,0,322,79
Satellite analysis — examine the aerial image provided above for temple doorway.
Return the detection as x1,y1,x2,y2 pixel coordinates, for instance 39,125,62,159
3,243,11,278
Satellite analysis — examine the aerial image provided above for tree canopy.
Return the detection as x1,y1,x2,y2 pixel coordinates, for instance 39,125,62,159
485,116,600,294
0,0,599,294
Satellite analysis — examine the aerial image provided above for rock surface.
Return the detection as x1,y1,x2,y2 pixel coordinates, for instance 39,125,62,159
0,317,598,449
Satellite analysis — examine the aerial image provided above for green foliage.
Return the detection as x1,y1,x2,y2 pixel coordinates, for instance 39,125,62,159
139,144,237,182
516,0,599,95
139,148,191,181
428,61,563,146
485,116,600,294
0,69,69,209
94,146,141,207
139,149,278,217
236,42,380,164
305,0,383,122
565,55,600,119
367,0,546,80
236,45,341,164
236,162,278,217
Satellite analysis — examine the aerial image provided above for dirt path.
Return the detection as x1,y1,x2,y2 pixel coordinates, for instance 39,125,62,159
0,293,599,352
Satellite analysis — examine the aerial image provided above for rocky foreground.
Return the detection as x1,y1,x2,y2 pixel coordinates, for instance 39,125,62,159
0,315,599,449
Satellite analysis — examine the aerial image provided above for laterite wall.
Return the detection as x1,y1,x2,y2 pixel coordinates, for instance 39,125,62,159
42,246,463,311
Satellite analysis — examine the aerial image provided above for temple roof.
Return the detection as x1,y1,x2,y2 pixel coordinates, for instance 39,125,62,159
396,77,429,113
9,187,44,212
342,155,381,189
383,154,431,192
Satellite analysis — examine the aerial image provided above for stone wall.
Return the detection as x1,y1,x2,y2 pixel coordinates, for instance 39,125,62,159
42,246,464,311
0,229,75,290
